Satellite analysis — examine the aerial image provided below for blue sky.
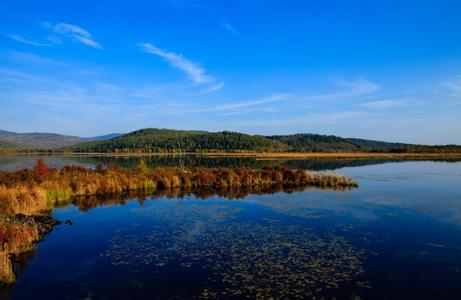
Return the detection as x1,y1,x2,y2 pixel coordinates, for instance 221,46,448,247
0,0,460,144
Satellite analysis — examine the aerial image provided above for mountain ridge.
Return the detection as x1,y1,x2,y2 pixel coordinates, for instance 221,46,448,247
68,128,461,153
0,130,122,150
1,128,460,153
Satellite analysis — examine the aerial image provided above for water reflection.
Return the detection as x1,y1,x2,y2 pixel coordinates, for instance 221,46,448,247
71,185,352,212
0,184,355,293
1,154,460,172
104,203,364,298
1,161,461,299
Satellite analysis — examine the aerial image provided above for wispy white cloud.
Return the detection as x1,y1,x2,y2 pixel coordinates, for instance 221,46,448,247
440,75,461,97
7,34,49,47
200,82,224,94
42,22,102,49
215,93,291,111
139,43,223,93
0,67,54,85
140,43,212,84
4,51,66,66
189,93,292,114
361,99,406,109
221,22,240,36
307,110,363,122
303,79,380,101
45,36,62,45
94,83,123,93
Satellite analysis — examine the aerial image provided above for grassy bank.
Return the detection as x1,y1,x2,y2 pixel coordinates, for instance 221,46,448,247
0,215,57,285
0,160,357,216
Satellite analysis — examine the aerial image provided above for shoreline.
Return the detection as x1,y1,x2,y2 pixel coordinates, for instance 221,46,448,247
1,152,461,159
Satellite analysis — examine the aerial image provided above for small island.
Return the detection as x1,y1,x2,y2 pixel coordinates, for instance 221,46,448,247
0,159,357,216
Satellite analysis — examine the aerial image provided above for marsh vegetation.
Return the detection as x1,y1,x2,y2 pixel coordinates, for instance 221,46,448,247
0,159,357,216
0,215,57,285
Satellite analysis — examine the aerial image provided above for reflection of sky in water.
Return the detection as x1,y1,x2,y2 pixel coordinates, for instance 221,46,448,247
244,162,461,226
100,201,364,297
4,161,461,299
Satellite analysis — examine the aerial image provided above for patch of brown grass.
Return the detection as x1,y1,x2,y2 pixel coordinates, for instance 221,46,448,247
0,185,47,216
0,160,357,216
0,216,44,285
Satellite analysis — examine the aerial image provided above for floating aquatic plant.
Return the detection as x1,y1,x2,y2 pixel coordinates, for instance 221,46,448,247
102,202,365,298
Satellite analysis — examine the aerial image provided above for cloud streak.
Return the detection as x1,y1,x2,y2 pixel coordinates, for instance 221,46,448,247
5,51,67,66
361,99,405,109
303,79,380,101
140,43,223,92
42,22,102,49
221,22,240,36
200,82,224,94
189,93,292,115
440,75,461,97
140,43,212,84
7,34,49,47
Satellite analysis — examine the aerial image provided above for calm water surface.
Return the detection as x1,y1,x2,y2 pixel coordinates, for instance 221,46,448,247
1,158,461,299
2,153,458,171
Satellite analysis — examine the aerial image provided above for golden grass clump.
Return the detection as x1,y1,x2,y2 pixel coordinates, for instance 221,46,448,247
0,185,47,216
0,250,14,285
0,160,358,216
0,216,45,285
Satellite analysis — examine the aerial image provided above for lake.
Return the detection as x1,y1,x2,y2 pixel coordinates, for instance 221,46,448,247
1,156,461,299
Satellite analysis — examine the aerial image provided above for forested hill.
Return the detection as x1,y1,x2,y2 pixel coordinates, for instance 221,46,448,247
69,129,287,153
269,134,361,152
66,128,461,153
0,130,84,149
0,130,122,150
268,134,412,152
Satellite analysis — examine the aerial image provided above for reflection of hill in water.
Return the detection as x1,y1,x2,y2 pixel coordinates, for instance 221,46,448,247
66,155,461,171
72,191,364,297
1,154,460,171
0,186,354,289
70,185,353,212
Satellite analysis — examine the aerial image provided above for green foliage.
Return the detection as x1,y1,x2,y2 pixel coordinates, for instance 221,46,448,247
346,138,409,149
45,188,73,209
70,129,287,153
3,128,460,153
69,128,461,153
269,134,361,152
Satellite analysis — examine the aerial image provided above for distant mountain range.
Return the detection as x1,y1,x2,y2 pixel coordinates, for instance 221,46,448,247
0,130,122,150
1,128,459,153
70,128,460,153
